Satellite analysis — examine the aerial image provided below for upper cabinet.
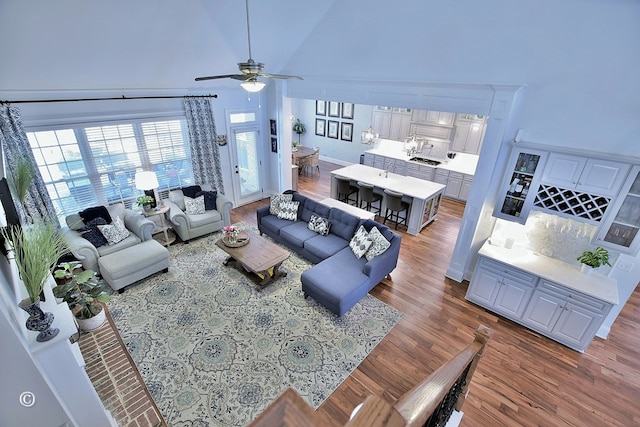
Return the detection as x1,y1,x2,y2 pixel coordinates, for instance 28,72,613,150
372,106,411,141
595,165,640,254
451,114,487,155
541,153,630,198
411,110,455,126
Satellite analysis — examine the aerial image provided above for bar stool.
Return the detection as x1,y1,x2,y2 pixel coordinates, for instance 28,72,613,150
336,176,359,206
357,181,382,215
383,189,410,230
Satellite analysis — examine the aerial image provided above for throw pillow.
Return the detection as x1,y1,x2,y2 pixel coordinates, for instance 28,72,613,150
181,185,202,199
79,206,112,224
308,214,331,236
184,195,206,215
365,226,391,261
277,200,299,221
195,190,218,210
97,216,131,246
349,225,373,259
270,193,293,216
78,217,109,248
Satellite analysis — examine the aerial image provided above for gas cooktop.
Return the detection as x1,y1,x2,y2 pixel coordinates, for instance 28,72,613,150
409,157,442,166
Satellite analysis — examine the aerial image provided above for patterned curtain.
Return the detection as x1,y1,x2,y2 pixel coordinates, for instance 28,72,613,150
0,105,58,224
183,97,225,193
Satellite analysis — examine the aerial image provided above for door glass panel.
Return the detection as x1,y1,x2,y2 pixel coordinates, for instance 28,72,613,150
235,130,259,197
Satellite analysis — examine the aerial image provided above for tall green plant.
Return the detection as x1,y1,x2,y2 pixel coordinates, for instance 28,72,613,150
292,119,306,145
1,222,68,303
8,158,35,203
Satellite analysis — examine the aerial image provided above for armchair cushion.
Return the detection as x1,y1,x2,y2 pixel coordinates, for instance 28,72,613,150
181,185,202,198
79,206,112,224
184,195,205,214
78,217,109,247
195,190,217,210
97,216,131,245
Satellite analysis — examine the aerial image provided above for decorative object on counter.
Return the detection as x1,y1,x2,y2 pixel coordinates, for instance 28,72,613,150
2,222,69,341
53,261,111,331
361,126,379,145
292,118,306,146
136,194,154,212
577,247,611,274
135,171,161,209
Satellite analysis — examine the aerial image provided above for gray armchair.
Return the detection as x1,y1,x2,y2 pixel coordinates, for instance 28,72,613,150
63,203,155,274
163,184,232,242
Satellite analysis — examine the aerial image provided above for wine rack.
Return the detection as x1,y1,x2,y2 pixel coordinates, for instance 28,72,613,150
534,185,610,222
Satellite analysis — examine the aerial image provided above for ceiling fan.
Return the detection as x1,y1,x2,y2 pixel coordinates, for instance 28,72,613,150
195,0,302,92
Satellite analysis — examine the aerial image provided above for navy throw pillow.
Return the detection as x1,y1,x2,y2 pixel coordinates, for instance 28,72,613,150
78,217,108,247
181,185,202,199
79,206,112,224
195,190,217,210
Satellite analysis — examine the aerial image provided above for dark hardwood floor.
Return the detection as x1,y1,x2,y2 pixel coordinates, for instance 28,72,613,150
231,160,640,427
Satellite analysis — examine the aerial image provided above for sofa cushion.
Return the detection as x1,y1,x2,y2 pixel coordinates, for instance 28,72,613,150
97,216,131,245
304,234,350,260
195,190,217,210
280,221,317,248
349,225,373,259
365,226,391,260
270,193,293,216
79,205,112,224
181,185,202,198
184,195,205,214
261,214,296,236
277,200,299,221
300,198,330,223
328,208,360,241
308,214,331,236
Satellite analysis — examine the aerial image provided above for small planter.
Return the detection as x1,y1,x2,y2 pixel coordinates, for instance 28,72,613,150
76,307,106,332
580,264,594,275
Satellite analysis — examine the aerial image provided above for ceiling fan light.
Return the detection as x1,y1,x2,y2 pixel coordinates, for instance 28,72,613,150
240,79,266,93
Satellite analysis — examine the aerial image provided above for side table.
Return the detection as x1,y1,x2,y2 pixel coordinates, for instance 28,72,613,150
143,205,175,247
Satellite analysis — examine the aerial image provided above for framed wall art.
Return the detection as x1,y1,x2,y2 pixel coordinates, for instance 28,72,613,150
316,100,326,116
341,122,353,142
327,120,339,139
269,119,277,136
328,101,340,118
315,118,326,136
341,103,354,119
270,137,278,153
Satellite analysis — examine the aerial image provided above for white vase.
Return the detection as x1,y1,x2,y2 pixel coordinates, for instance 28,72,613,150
76,307,106,331
580,264,594,275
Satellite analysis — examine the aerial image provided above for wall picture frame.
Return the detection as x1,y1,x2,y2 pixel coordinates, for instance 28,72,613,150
315,118,326,137
327,120,339,139
328,101,340,118
270,137,278,153
341,103,354,119
269,119,277,136
316,100,326,116
341,122,353,142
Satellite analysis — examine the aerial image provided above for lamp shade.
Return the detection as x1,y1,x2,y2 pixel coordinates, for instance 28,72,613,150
240,79,266,93
135,171,159,190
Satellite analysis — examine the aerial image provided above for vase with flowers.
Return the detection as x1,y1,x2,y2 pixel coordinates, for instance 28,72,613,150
223,225,240,244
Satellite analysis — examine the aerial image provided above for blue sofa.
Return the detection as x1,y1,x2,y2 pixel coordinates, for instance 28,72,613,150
257,191,402,316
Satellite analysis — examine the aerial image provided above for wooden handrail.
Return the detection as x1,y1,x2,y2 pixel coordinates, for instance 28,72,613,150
249,325,493,427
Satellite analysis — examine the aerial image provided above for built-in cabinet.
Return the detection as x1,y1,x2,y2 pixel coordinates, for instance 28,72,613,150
596,165,640,254
372,106,412,141
466,248,616,352
451,114,487,155
411,110,456,126
406,162,435,181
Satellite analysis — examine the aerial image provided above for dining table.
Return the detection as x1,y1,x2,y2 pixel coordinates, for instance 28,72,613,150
291,146,317,173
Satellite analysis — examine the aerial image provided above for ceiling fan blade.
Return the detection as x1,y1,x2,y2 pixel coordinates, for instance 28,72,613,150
261,73,303,80
195,74,246,82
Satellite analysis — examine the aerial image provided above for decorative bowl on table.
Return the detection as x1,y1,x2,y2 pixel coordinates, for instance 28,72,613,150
222,232,250,248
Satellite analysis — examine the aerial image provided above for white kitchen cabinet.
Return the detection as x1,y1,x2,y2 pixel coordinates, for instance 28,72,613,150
412,110,455,126
372,109,392,139
460,174,474,201
445,171,463,199
451,114,487,155
596,165,640,254
542,153,630,197
434,169,449,185
389,112,412,141
373,154,385,170
406,162,435,181
363,152,375,167
372,107,412,141
466,246,616,352
466,258,536,319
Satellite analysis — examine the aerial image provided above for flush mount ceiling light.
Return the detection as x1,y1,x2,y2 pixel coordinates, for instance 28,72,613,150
240,77,266,93
361,126,379,144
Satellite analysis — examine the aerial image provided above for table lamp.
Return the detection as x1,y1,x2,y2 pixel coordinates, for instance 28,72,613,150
135,171,161,208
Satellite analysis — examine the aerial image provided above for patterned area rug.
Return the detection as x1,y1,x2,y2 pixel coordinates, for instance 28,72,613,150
108,224,402,426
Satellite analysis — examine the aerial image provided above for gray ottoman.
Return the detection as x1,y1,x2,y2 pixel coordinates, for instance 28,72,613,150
99,239,169,292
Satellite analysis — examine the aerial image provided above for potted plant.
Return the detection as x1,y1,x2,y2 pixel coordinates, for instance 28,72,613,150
1,222,69,341
577,247,611,274
136,194,154,212
53,261,111,331
292,118,306,147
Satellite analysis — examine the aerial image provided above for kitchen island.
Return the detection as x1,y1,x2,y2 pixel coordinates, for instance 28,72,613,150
330,164,445,235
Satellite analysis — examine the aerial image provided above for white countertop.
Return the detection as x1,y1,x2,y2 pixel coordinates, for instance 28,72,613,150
331,164,445,200
478,241,619,305
365,147,479,176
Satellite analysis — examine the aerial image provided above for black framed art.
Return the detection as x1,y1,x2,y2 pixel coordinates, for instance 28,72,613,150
327,120,339,139
271,137,278,153
328,101,340,118
315,118,326,136
340,122,353,141
270,119,277,136
341,103,354,119
316,100,326,116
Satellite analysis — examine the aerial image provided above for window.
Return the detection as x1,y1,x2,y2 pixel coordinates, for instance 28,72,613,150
27,118,193,224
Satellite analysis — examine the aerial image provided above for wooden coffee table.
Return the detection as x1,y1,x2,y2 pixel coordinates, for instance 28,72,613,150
215,229,290,289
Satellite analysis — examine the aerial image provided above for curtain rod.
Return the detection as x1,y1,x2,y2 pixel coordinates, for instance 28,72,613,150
0,94,218,105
